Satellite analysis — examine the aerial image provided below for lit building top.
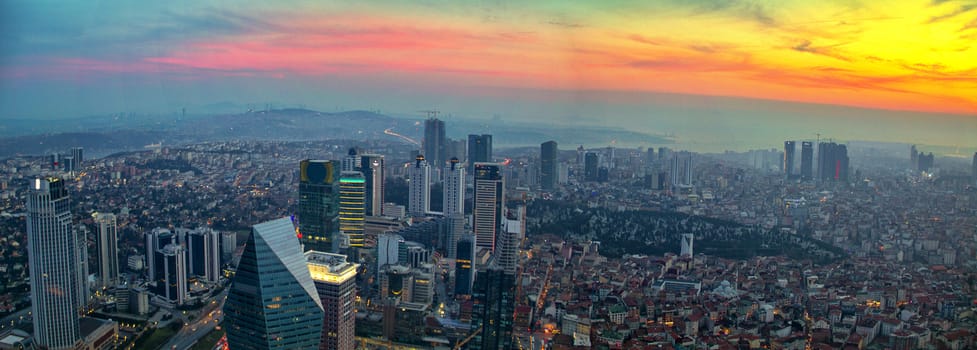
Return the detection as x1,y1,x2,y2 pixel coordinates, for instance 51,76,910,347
306,251,358,285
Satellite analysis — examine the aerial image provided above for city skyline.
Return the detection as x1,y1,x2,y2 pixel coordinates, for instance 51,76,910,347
1,1,975,152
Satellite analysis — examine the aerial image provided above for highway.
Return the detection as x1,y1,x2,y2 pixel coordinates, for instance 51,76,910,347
383,128,420,146
161,289,228,350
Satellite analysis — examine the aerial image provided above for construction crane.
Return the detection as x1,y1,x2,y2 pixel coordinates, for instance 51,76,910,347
454,328,481,350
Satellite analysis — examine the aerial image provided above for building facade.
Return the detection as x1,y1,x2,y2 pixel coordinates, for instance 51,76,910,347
225,217,324,350
359,154,385,216
408,155,431,218
26,177,83,349
338,171,366,249
473,163,504,252
540,141,558,190
467,134,493,172
424,118,446,168
94,212,119,290
469,267,516,350
299,159,339,252
784,141,796,179
306,251,358,350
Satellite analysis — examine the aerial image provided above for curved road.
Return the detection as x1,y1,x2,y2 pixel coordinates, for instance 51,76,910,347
383,128,421,146
161,289,228,350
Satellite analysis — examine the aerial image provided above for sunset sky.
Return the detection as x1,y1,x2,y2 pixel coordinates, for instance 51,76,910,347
1,1,975,149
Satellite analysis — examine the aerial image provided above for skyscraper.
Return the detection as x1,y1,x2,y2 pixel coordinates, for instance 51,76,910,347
26,177,83,349
910,145,919,170
159,243,188,304
817,142,850,182
146,228,175,283
443,158,465,216
61,156,75,173
540,141,558,190
800,141,813,181
408,155,431,218
186,227,221,283
496,207,523,275
70,147,84,165
473,163,504,252
359,154,385,216
424,118,446,167
339,171,366,249
225,218,324,350
299,159,339,252
469,267,516,350
972,152,977,187
784,141,796,179
376,233,404,280
454,235,475,296
342,148,360,172
306,251,358,350
444,158,465,259
467,134,493,172
670,151,693,188
584,152,598,181
94,212,119,290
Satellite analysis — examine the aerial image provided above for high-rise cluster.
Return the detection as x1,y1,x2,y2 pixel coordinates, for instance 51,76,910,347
817,142,849,182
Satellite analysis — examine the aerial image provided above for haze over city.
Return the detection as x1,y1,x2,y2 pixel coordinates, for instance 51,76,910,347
1,2,977,350
2,1,976,152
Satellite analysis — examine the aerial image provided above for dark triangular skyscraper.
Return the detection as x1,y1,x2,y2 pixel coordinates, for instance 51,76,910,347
224,217,323,349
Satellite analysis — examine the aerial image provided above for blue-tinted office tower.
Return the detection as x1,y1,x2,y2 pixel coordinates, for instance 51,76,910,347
469,267,516,350
584,152,598,181
540,141,558,190
224,218,324,350
784,141,796,179
454,235,475,296
800,142,813,181
467,134,493,172
424,118,446,167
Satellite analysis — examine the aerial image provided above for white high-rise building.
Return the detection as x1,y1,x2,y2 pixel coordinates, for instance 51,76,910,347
26,178,83,349
444,158,466,258
94,212,119,290
408,155,431,218
681,233,694,257
444,158,465,216
342,148,360,172
376,233,404,280
497,206,524,275
473,163,505,252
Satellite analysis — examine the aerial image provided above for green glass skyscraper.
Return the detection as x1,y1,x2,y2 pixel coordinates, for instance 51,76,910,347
469,266,516,350
224,217,324,349
299,159,339,252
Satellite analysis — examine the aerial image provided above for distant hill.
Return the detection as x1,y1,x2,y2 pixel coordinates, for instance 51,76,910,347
175,109,408,141
0,108,673,159
0,130,164,158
